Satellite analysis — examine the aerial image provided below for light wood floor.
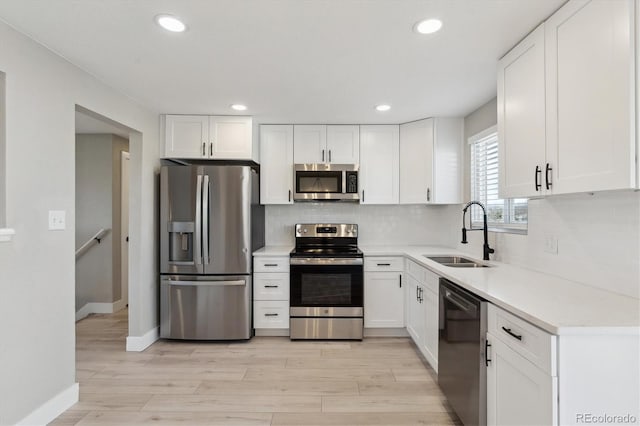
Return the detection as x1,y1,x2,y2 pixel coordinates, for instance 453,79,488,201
51,309,461,425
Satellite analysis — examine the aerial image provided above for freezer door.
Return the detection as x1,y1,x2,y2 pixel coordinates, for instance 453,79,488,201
160,275,252,340
202,165,252,274
160,165,205,275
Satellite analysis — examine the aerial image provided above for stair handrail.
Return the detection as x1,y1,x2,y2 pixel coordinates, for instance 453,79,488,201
75,228,111,260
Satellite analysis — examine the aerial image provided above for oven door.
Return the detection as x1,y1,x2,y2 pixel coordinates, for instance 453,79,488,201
289,258,363,309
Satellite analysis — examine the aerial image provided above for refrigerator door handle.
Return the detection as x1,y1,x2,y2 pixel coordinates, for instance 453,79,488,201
194,174,203,265
202,174,210,265
166,279,246,287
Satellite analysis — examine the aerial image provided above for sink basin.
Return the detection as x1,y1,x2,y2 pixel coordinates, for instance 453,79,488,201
424,255,490,268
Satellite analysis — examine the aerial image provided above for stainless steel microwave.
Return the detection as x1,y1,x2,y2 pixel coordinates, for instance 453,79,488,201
293,164,359,201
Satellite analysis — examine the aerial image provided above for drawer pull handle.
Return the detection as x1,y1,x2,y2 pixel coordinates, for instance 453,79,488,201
485,339,492,366
264,263,279,267
264,313,279,317
264,285,279,288
501,326,523,341
377,263,391,266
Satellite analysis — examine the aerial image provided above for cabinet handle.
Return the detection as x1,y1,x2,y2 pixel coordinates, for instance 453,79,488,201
202,142,206,157
328,150,332,162
264,263,279,267
416,286,419,301
377,263,391,266
399,274,402,288
288,189,292,202
264,285,279,288
535,165,541,191
427,187,431,202
485,339,492,366
264,313,279,317
501,326,523,341
210,142,213,157
362,190,365,203
322,149,325,162
418,287,423,303
545,163,552,190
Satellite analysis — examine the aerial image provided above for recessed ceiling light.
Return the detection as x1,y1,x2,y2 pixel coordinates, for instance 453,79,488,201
155,14,187,33
375,104,391,112
414,18,443,35
231,104,248,111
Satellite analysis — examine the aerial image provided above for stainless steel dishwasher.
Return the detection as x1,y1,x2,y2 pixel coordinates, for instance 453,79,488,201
438,278,488,426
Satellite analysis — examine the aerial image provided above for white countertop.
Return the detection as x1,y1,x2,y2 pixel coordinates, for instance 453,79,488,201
253,245,293,256
362,245,640,336
254,244,640,335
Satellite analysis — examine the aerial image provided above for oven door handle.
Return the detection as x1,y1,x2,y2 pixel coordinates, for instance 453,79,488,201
290,257,363,266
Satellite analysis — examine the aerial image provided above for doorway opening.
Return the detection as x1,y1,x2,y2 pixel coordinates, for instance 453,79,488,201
75,107,130,340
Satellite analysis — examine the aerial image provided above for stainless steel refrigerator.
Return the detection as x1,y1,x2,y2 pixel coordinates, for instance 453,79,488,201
160,164,264,340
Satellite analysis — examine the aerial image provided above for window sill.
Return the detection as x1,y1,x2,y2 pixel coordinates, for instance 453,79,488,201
0,228,15,242
471,224,528,235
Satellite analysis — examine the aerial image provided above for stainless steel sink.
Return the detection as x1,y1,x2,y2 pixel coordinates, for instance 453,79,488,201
424,255,490,268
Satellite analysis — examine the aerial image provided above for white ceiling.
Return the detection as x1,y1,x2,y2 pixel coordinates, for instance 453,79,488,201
0,0,564,124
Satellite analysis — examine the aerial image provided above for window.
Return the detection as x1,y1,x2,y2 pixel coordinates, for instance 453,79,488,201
469,126,527,231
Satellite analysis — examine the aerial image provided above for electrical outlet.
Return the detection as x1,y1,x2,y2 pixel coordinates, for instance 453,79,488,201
48,210,66,230
544,234,558,254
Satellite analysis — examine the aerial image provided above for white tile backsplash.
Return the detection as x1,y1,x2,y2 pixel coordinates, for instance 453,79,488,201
265,203,453,246
448,191,640,298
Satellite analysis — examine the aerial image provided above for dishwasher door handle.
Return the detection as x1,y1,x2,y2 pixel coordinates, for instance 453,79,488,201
444,289,476,314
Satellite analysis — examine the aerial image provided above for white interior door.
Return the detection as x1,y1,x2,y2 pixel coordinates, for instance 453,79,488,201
121,151,130,307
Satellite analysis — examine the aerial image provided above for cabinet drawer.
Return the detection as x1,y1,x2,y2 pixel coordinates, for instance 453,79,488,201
405,259,427,282
254,257,289,273
488,304,557,375
364,256,404,272
254,273,289,301
253,301,289,329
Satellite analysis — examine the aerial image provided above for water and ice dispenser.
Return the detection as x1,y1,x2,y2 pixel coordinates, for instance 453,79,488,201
168,221,194,264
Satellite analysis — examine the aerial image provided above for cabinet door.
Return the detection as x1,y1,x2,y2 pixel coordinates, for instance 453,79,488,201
326,125,359,164
421,287,439,372
405,275,420,343
164,115,209,159
293,125,326,163
259,125,294,204
498,24,546,198
487,332,557,426
359,125,400,204
364,272,404,328
432,118,463,204
209,116,252,160
400,119,433,204
545,0,635,194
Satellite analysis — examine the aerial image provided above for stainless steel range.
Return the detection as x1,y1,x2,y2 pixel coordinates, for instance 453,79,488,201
289,224,363,340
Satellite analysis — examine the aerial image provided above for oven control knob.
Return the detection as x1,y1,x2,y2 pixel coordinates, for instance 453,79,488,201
303,229,308,233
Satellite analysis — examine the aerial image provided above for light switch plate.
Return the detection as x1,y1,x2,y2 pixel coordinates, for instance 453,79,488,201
544,234,558,254
48,210,66,230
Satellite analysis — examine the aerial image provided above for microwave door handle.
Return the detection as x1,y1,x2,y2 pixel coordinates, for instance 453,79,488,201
342,171,347,193
194,174,202,265
202,174,210,265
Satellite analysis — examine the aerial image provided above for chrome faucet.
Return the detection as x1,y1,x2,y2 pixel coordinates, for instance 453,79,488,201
461,201,495,261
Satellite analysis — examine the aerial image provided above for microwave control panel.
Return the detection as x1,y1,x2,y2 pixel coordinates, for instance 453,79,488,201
346,171,358,193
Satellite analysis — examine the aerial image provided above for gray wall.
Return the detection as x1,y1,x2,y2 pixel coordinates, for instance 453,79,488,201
0,72,5,227
75,134,129,311
0,20,159,424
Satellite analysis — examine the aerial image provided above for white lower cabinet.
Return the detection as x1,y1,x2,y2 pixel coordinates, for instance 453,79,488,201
364,257,404,328
486,304,558,426
404,260,438,372
253,256,289,332
487,332,557,426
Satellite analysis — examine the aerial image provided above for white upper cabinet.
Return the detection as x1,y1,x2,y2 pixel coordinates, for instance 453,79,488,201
400,118,463,204
326,125,360,164
164,115,209,159
498,24,547,199
359,125,400,204
545,0,635,194
163,115,254,161
293,125,326,163
209,116,253,160
498,0,636,198
293,125,359,164
259,125,294,205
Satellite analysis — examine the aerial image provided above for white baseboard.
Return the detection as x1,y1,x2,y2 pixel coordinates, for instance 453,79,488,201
16,382,78,426
75,299,126,322
126,327,159,352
